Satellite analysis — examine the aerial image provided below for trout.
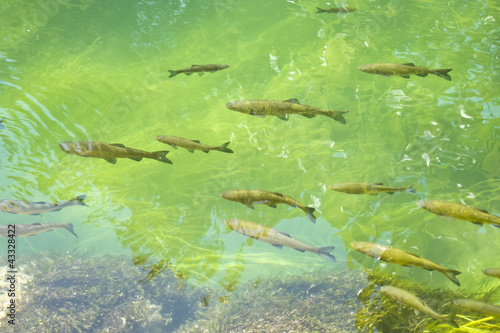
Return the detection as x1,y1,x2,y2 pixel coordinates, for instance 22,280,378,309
316,7,356,13
381,286,459,328
351,241,461,286
168,64,229,78
453,299,500,317
0,222,78,238
0,195,86,215
225,219,335,262
483,268,500,279
155,135,233,153
225,99,348,124
417,200,500,228
328,182,415,195
220,189,316,223
59,141,172,164
357,63,452,81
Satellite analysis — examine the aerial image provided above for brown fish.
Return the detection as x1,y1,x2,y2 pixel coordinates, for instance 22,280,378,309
0,222,78,238
453,299,500,317
168,64,229,78
328,182,415,195
316,7,356,13
0,195,86,215
155,135,233,153
358,63,452,81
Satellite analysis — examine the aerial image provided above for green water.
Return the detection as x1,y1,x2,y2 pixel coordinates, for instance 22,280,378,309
1,0,499,314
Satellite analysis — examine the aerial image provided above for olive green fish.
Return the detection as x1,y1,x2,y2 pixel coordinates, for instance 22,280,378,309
224,219,336,262
316,7,356,13
453,299,500,317
328,182,415,195
225,99,348,124
0,195,86,215
357,63,452,81
381,286,459,328
220,189,316,223
155,135,233,153
351,241,461,286
168,64,229,78
483,268,500,279
0,222,78,238
417,200,500,228
59,141,172,164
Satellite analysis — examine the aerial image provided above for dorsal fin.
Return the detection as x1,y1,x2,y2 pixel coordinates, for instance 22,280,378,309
283,99,300,104
192,140,201,143
402,63,415,66
271,192,284,197
472,207,489,214
109,143,126,147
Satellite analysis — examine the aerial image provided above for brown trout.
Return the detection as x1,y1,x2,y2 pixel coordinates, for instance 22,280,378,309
0,222,78,238
453,299,500,317
328,182,415,195
168,64,229,78
357,63,452,81
225,99,348,124
59,141,172,164
351,241,461,286
155,135,233,153
225,219,336,262
220,189,316,223
0,195,86,215
316,7,356,13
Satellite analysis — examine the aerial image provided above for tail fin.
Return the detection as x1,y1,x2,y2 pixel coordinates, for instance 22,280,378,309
71,195,87,206
217,142,234,153
434,69,452,81
154,151,173,164
304,206,316,223
64,223,78,238
316,7,327,13
168,70,178,78
443,269,461,287
442,309,459,328
404,184,416,193
326,111,348,124
316,246,336,262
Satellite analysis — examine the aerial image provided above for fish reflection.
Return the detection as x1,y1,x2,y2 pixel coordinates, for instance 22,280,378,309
0,222,78,238
0,195,86,215
357,63,452,81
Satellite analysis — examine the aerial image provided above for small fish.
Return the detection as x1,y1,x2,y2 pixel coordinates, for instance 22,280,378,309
328,182,415,195
483,268,500,279
381,286,459,328
224,219,336,262
225,99,348,124
316,7,356,13
0,195,86,215
357,63,452,81
417,200,500,228
168,64,229,78
351,241,461,286
0,222,78,238
220,189,316,223
154,135,233,153
59,141,172,164
453,299,500,318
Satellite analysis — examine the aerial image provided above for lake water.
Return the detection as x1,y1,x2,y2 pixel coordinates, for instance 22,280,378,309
1,0,499,331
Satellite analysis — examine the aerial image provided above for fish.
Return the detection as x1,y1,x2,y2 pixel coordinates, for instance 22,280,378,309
224,219,336,262
357,63,452,81
154,135,233,153
351,241,461,286
168,64,229,78
225,99,348,124
453,299,500,318
0,222,78,238
59,141,172,164
417,200,500,228
328,182,415,195
0,118,5,129
316,7,356,13
0,195,86,215
220,189,317,223
483,268,500,279
381,286,459,328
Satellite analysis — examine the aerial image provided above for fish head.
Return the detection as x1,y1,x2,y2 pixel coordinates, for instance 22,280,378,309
219,190,236,200
351,241,385,258
328,184,342,191
59,141,77,154
224,219,237,229
225,101,237,110
357,64,375,74
416,200,426,208
220,64,230,69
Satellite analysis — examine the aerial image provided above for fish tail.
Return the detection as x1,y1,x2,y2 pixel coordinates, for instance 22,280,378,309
217,142,234,153
326,111,348,124
443,269,461,287
154,151,173,164
434,69,452,81
304,206,316,223
168,70,178,78
442,310,459,328
316,246,336,262
316,7,327,13
71,195,87,206
403,184,416,193
64,223,78,238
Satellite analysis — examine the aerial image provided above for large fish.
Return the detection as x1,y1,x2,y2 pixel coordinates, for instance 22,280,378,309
316,7,356,13
328,182,415,195
357,63,452,81
0,222,78,238
168,64,229,78
483,268,500,279
225,99,348,124
224,219,336,262
220,189,317,223
0,195,86,215
453,299,500,318
381,286,459,328
351,241,461,286
417,200,500,228
154,135,233,153
59,141,172,164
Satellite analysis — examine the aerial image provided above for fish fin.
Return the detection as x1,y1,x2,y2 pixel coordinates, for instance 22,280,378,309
472,222,483,226
434,69,452,81
271,192,285,197
386,191,395,195
272,244,283,250
443,269,461,287
128,157,143,161
317,246,336,263
198,72,204,76
416,73,428,77
443,309,459,328
279,231,292,238
277,115,289,121
109,143,126,147
283,99,300,104
374,183,384,185
187,149,195,153
473,207,489,214
304,206,316,223
300,113,316,118
169,145,178,150
168,70,178,78
65,223,78,238
32,223,42,226
402,63,415,66
401,75,410,79
192,140,201,143
217,142,233,153
405,184,416,193
493,224,500,228
294,248,306,253
154,151,173,164
326,111,348,124
71,195,87,206
201,150,209,153
245,204,255,209
316,7,327,13
251,114,266,118
191,65,200,67
185,72,194,76
105,158,117,164
268,204,277,208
